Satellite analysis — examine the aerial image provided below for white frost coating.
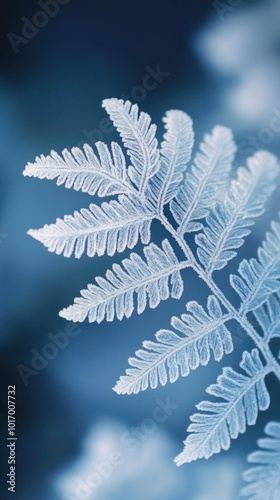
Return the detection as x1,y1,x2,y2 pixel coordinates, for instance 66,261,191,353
59,239,185,323
240,421,280,499
24,98,280,469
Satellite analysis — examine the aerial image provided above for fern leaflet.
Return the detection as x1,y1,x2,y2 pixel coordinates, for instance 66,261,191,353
147,110,194,209
23,142,137,197
114,295,232,395
59,239,187,323
253,292,280,342
170,126,236,234
28,195,153,258
102,98,160,194
175,349,271,465
240,421,280,499
230,218,280,313
195,151,279,275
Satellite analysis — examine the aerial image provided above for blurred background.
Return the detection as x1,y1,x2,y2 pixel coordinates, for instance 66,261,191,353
0,0,279,498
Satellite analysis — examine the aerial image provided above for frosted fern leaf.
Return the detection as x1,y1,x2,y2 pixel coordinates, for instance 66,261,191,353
114,295,233,395
175,349,270,465
102,98,160,193
28,195,153,258
147,110,194,208
230,218,280,313
59,239,186,323
240,421,280,499
170,125,236,234
24,99,280,469
23,141,135,197
195,151,279,275
253,292,280,342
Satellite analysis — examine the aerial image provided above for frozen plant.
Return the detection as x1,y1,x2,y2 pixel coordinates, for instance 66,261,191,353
240,421,280,499
24,99,280,476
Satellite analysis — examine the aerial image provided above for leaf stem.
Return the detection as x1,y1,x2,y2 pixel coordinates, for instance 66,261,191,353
158,213,280,383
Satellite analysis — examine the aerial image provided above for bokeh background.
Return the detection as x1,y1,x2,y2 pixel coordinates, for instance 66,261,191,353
0,1,279,499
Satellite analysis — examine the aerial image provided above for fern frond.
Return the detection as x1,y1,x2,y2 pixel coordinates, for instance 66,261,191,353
253,292,280,342
170,126,236,234
114,295,232,395
196,151,279,274
147,110,194,208
230,217,280,313
23,142,136,197
175,349,270,465
240,421,280,499
102,98,160,193
28,195,152,258
23,99,280,472
59,239,186,323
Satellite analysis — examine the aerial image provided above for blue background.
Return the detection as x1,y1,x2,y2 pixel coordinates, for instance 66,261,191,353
0,0,279,498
